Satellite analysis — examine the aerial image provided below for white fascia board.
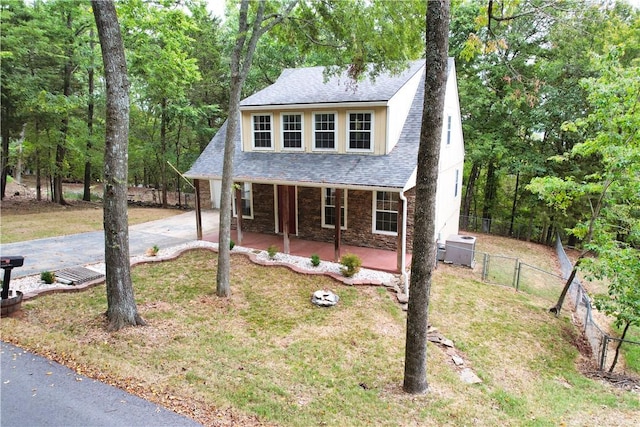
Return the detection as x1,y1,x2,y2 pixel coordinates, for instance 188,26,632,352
403,168,417,192
184,174,221,180
234,177,402,192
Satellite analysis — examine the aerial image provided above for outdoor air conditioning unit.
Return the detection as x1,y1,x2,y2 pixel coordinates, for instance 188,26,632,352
444,234,476,267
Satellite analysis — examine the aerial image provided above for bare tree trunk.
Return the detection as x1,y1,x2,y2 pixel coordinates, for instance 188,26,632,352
461,161,480,229
609,321,630,373
161,97,168,208
508,170,520,236
481,162,497,233
550,178,612,316
217,0,297,296
84,28,95,202
92,0,145,331
403,0,450,395
54,11,74,206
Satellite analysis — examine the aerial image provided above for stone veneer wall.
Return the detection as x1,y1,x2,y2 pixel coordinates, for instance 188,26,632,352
196,179,211,209
232,183,276,233
234,183,416,252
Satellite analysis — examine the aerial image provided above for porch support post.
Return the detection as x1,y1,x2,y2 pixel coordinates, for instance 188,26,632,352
235,183,243,245
194,179,202,240
396,194,404,272
282,185,290,254
334,188,342,262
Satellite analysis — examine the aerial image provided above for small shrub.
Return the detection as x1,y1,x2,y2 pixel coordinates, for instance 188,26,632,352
230,240,235,250
340,253,362,277
267,245,278,259
40,271,56,284
310,254,321,267
145,245,160,256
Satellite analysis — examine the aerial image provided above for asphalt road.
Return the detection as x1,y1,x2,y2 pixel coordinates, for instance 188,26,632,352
1,342,201,427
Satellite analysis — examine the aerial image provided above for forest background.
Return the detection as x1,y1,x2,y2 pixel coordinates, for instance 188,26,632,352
2,0,638,245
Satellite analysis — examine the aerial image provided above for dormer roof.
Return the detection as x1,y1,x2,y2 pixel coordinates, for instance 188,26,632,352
240,60,426,107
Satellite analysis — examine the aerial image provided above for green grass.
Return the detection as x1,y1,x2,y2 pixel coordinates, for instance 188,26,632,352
0,206,182,243
2,250,638,426
616,324,640,374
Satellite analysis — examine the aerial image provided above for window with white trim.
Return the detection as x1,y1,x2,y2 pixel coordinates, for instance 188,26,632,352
313,113,336,150
252,114,273,149
233,182,253,218
374,191,398,234
348,112,373,151
321,188,346,229
446,115,452,145
454,169,459,197
281,113,303,149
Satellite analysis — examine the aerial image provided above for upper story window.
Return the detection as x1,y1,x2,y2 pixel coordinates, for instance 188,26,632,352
281,113,303,150
252,114,273,149
373,191,398,234
446,115,452,145
322,187,347,229
313,112,336,150
348,112,373,151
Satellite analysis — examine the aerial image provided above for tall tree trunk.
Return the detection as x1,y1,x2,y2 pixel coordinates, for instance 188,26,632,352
92,0,145,331
0,96,16,200
481,161,497,233
403,0,449,395
83,29,95,202
609,321,631,373
508,170,520,236
217,0,296,297
550,178,612,316
461,161,480,229
160,97,168,208
55,11,74,206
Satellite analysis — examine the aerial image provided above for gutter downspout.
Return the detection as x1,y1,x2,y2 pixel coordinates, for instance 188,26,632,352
399,189,409,296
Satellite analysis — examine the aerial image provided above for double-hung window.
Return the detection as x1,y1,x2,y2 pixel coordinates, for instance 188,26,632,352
446,115,452,145
252,114,273,149
281,113,303,150
322,188,346,229
374,191,398,234
233,182,253,218
348,112,373,151
313,113,336,150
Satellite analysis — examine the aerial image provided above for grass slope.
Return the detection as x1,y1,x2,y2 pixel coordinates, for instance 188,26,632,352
2,250,638,426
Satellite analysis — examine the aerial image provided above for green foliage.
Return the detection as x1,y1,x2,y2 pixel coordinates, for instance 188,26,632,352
310,254,321,267
339,253,362,277
40,271,55,284
229,240,235,250
267,245,278,259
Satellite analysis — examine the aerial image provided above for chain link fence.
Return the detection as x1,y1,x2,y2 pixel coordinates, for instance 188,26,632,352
472,251,565,303
555,237,640,372
452,235,639,372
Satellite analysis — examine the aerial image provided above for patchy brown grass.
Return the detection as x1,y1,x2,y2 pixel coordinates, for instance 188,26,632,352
0,202,183,243
2,249,638,426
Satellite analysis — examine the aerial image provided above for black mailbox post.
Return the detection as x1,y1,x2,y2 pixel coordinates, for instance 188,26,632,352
1,256,25,299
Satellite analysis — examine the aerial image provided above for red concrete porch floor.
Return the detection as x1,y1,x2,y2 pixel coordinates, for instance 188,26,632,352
202,230,412,273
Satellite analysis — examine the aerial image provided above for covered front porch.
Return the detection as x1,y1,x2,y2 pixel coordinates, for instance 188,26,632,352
202,229,412,274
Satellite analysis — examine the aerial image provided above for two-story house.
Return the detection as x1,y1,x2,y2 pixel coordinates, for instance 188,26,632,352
185,58,465,272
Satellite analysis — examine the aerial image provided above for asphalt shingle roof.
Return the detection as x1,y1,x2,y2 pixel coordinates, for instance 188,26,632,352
186,61,433,190
240,60,426,106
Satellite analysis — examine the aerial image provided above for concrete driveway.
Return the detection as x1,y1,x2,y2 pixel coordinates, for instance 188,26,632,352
1,210,219,426
0,210,219,278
